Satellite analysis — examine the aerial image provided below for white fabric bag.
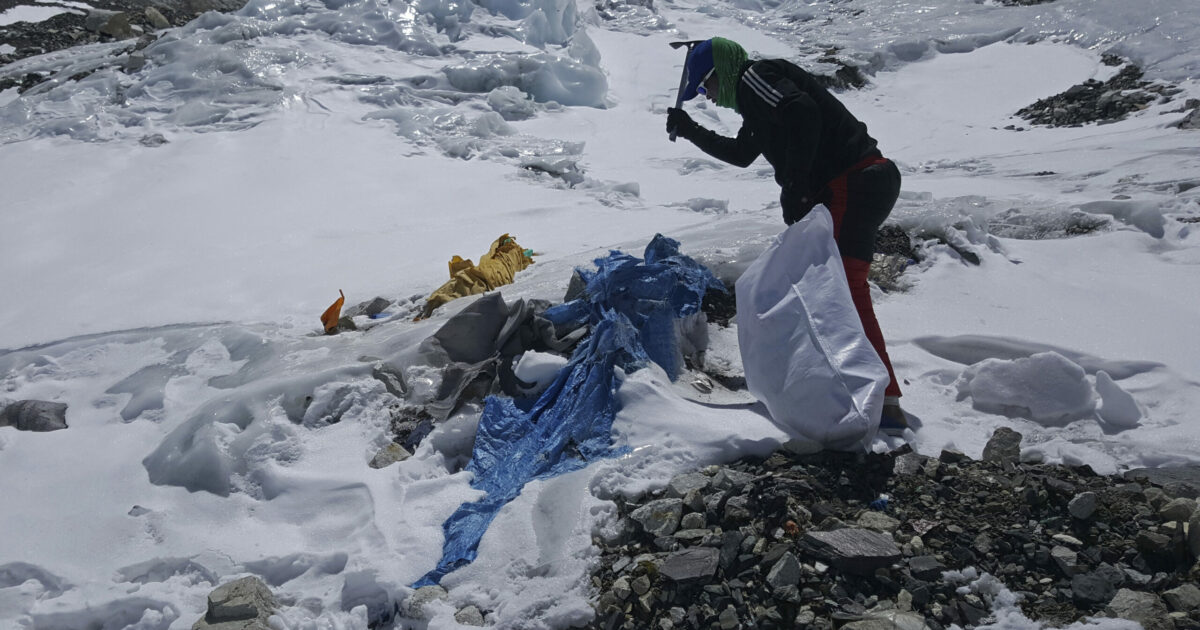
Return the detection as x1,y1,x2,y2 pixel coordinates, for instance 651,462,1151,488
735,207,889,450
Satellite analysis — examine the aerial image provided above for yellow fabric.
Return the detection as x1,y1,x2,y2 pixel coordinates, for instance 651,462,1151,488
421,234,533,318
321,290,345,333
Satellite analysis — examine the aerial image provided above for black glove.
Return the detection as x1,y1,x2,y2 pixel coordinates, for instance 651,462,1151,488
666,107,697,139
780,186,815,225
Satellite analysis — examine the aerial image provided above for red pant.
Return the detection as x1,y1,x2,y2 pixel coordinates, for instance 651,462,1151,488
825,157,903,398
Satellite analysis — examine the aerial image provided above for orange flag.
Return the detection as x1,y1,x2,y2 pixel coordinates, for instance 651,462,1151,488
321,290,345,334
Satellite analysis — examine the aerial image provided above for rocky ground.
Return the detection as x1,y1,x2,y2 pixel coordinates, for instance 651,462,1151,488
1014,55,1199,129
581,428,1200,630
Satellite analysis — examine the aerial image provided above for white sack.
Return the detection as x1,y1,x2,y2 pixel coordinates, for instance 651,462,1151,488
735,207,889,450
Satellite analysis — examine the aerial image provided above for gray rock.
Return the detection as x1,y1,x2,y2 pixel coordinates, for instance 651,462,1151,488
0,400,68,432
711,468,754,491
718,605,739,630
1162,583,1200,612
679,513,706,530
666,473,711,498
144,7,171,29
84,9,134,39
1051,545,1081,576
630,499,683,537
1072,571,1117,605
907,555,944,581
1124,466,1200,497
659,547,719,582
1162,481,1199,500
803,528,901,575
403,585,448,619
1106,589,1172,630
766,552,801,590
193,576,277,630
723,494,752,522
454,605,484,626
369,443,411,469
981,427,1022,464
1157,497,1197,522
1068,492,1098,520
842,611,929,630
892,453,928,476
857,511,900,533
1189,508,1200,558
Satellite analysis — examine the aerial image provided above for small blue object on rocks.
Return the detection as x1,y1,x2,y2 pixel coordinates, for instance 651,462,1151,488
869,494,890,511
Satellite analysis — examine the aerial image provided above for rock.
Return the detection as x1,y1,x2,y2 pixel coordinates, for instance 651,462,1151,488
659,547,719,582
717,605,739,630
0,400,68,432
981,427,1022,465
857,511,901,533
193,576,277,630
939,449,969,464
1106,589,1172,630
1051,545,1081,576
766,552,801,590
1162,583,1200,612
1072,571,1118,605
1158,497,1197,522
361,297,393,317
454,605,484,625
711,468,754,491
892,453,928,476
144,7,171,29
630,499,683,537
1189,508,1200,558
907,555,944,581
679,513,706,530
403,585,447,619
369,443,411,469
1069,492,1098,520
84,9,134,38
666,473,711,498
803,529,902,575
1125,466,1200,497
843,611,929,630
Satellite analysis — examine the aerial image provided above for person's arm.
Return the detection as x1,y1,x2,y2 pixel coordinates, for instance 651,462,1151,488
667,108,760,167
739,63,823,223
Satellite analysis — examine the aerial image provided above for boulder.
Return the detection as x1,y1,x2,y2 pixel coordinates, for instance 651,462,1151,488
1189,507,1200,558
630,498,683,537
766,552,801,589
369,443,411,469
1068,492,1098,520
1162,583,1200,612
1157,497,1197,522
1106,589,1172,630
84,9,134,39
981,427,1022,465
0,400,68,432
193,576,277,630
659,547,719,582
803,528,901,575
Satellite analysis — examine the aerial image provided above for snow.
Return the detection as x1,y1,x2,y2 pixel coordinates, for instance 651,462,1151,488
2,0,1200,626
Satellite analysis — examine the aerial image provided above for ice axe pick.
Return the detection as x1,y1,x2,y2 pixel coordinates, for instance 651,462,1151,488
668,40,704,142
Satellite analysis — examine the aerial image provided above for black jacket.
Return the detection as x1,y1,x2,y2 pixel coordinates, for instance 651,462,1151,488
685,59,879,211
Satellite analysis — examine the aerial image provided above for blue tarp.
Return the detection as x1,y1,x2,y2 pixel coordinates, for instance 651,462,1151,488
414,235,724,587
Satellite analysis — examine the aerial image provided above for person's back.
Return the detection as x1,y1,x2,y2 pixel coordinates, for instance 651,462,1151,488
733,58,878,198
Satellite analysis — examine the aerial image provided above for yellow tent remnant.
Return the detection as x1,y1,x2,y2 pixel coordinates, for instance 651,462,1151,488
420,234,534,318
321,289,345,334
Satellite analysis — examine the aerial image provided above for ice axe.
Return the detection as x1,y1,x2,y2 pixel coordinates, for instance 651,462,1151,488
668,40,704,142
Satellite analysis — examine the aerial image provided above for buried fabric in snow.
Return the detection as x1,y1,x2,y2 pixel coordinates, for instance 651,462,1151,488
543,234,726,381
414,235,723,586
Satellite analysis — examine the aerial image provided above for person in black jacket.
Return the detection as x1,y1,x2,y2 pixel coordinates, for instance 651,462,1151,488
666,37,910,435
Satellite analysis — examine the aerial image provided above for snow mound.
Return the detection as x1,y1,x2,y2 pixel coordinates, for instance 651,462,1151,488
956,352,1096,426
1095,370,1142,430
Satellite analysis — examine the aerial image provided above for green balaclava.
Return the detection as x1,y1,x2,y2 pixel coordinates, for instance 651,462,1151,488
710,37,749,112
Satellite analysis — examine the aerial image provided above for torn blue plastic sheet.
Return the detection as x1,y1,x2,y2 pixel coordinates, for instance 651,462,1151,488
414,235,725,587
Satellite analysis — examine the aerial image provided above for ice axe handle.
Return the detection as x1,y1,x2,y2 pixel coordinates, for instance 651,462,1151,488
668,41,702,142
